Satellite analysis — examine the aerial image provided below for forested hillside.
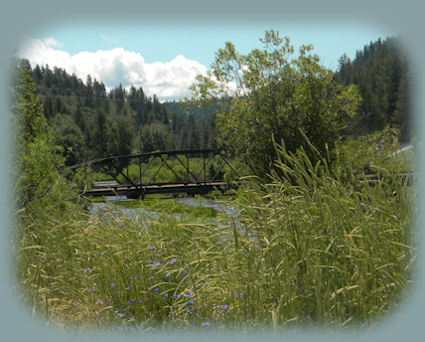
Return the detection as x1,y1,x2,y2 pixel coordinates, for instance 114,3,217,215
23,59,217,166
333,36,412,141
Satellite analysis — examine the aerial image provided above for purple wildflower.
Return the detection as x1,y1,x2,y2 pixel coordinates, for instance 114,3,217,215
136,299,142,304
97,252,102,256
100,316,105,320
173,294,180,298
111,283,116,287
201,322,210,327
163,293,169,298
130,276,136,280
221,304,228,310
126,286,131,290
147,260,152,264
169,258,177,265
149,245,155,250
84,267,91,273
96,300,102,304
165,272,171,278
183,291,192,298
148,276,154,281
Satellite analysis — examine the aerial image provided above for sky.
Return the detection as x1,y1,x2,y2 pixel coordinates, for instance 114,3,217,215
16,21,396,101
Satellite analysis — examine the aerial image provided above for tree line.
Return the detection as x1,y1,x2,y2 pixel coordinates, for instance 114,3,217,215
14,34,412,173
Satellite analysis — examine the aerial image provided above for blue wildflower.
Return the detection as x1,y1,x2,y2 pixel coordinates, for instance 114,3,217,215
153,262,161,268
163,293,169,298
173,294,180,298
136,299,142,304
111,283,116,287
126,300,131,305
100,316,105,320
126,286,131,290
186,308,194,313
147,260,152,264
149,245,155,250
187,300,194,305
107,298,112,303
183,291,192,297
96,300,102,304
221,304,228,310
165,272,171,278
148,276,154,281
155,253,160,258
169,258,177,265
130,276,136,280
201,322,210,327
97,252,102,256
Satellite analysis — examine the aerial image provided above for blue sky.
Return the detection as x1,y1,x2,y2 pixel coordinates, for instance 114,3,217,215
18,21,396,100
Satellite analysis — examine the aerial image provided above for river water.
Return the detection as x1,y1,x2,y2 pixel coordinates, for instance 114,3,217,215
89,196,238,223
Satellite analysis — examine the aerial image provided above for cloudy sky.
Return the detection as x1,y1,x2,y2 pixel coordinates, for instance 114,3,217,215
16,21,395,101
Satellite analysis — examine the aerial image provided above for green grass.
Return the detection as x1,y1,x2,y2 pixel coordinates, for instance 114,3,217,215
15,142,417,333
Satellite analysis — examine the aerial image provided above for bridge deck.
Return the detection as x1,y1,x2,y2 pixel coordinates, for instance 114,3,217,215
84,181,234,198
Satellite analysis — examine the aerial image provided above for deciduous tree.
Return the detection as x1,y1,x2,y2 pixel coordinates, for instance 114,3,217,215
190,30,360,177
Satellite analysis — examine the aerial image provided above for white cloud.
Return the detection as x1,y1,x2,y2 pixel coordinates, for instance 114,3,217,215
17,38,208,101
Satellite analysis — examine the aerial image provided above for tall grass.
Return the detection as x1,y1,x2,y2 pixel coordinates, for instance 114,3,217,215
15,141,416,332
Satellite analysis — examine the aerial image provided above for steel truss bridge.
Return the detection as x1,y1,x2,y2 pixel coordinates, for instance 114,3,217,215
69,148,241,199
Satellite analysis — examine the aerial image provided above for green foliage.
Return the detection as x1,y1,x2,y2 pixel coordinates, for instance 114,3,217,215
134,122,175,153
190,30,360,178
12,60,70,208
105,114,135,169
334,37,412,141
49,114,85,166
331,125,404,185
